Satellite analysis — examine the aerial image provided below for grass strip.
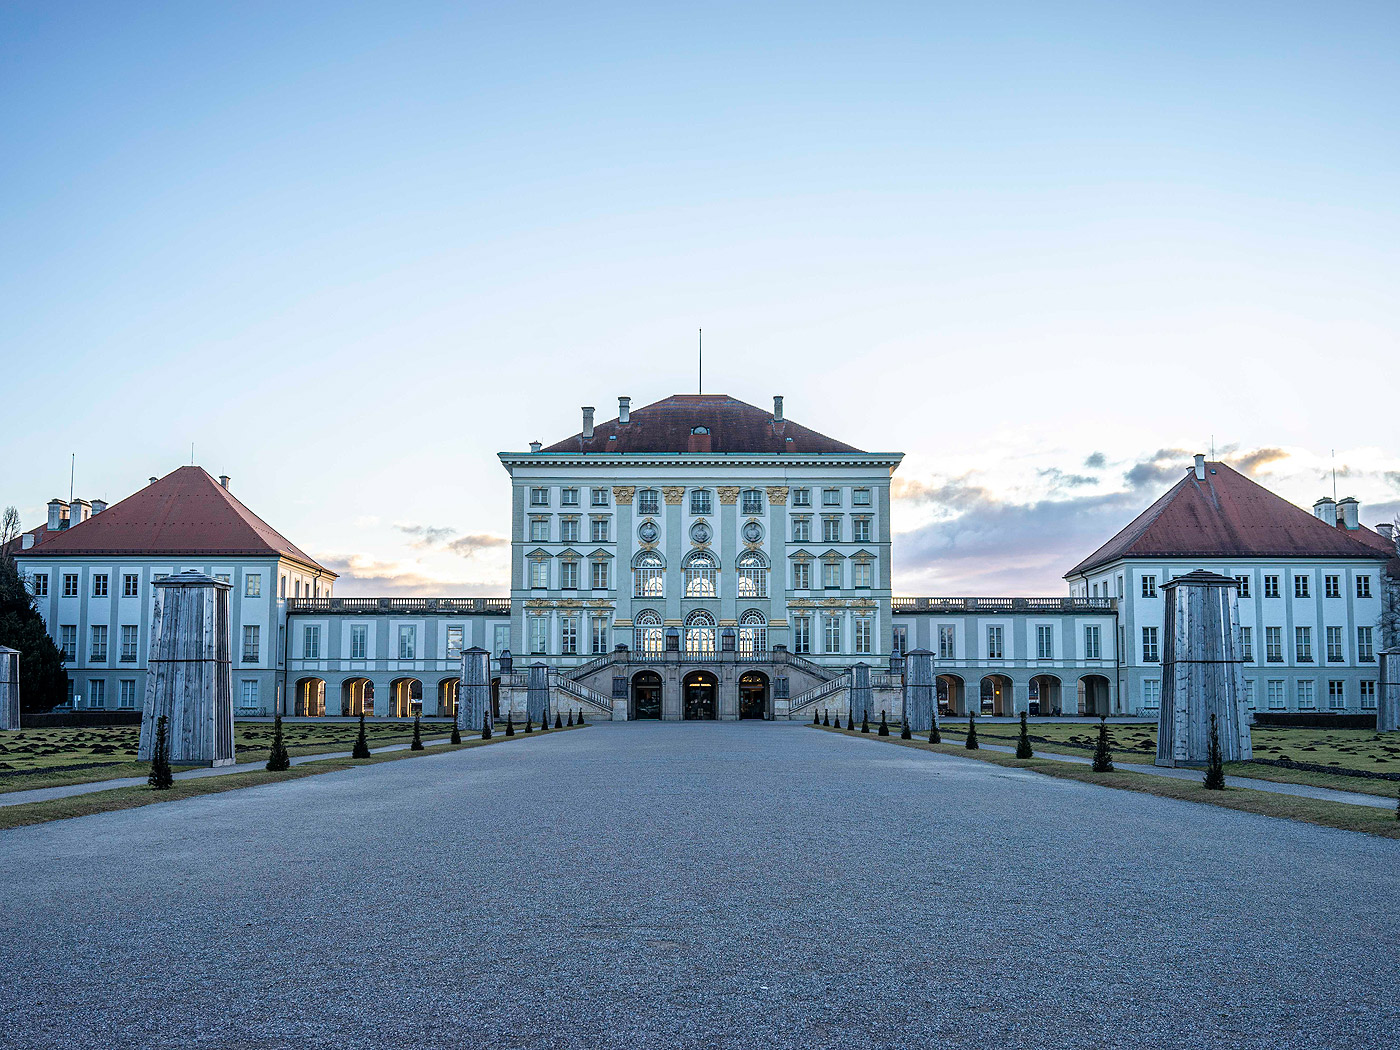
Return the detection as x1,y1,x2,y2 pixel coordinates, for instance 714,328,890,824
0,725,587,831
811,725,1400,840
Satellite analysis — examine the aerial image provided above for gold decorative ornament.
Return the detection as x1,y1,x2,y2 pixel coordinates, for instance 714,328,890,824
613,486,635,503
662,486,686,504
766,486,789,505
717,487,740,504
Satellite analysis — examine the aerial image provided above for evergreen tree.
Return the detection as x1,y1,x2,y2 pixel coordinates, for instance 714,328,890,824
268,713,293,769
505,714,515,737
576,709,585,725
555,712,563,728
523,715,533,734
0,551,68,712
1016,711,1034,759
900,717,911,740
823,710,830,727
861,710,870,734
964,712,979,750
351,714,371,759
567,709,574,726
1091,715,1114,772
813,709,820,725
878,710,889,737
482,712,492,740
846,711,854,730
538,710,548,731
411,713,425,750
928,720,941,745
148,714,173,789
450,721,462,745
1203,713,1226,790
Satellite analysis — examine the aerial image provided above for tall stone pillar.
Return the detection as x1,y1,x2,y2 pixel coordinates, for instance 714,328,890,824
851,662,872,722
1155,570,1252,767
138,571,235,767
458,647,491,733
527,661,550,725
0,646,19,731
903,649,936,731
1378,648,1400,733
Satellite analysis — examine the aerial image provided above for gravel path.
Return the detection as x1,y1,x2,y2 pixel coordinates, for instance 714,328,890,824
0,722,1396,1050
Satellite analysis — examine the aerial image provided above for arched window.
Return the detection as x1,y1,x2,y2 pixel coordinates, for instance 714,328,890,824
735,550,768,598
638,488,660,515
738,610,767,658
633,610,663,656
740,488,764,515
684,550,718,598
684,610,716,656
633,551,665,598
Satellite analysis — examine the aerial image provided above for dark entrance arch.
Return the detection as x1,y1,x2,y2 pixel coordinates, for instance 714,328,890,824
631,671,663,720
738,671,768,719
682,671,718,720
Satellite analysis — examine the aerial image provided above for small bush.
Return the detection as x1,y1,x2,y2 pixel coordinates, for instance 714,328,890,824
928,721,941,745
823,710,830,727
900,717,911,740
523,716,533,734
813,709,820,725
1092,716,1114,773
846,711,854,730
482,713,492,740
1203,713,1225,790
411,714,425,750
267,713,293,770
861,710,870,734
505,715,515,737
555,712,563,729
351,714,371,760
576,709,586,725
450,722,462,745
148,714,174,789
878,710,889,737
965,712,979,750
567,710,575,726
1016,711,1034,759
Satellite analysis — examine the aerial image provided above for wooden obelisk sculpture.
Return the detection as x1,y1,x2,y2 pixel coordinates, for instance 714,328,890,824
138,571,235,767
1378,647,1400,733
0,646,19,731
1155,570,1252,767
457,646,491,735
903,649,936,732
527,661,550,728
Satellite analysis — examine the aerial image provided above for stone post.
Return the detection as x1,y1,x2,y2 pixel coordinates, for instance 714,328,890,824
1155,570,1252,768
527,661,550,726
138,571,235,767
457,647,491,734
903,648,936,732
0,646,19,731
1378,648,1400,733
851,662,872,723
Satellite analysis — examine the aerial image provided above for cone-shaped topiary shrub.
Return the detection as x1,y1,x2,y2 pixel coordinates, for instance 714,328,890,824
149,714,174,789
878,710,889,737
965,712,979,750
555,712,563,728
1203,713,1225,790
861,710,870,734
823,710,830,727
900,717,911,740
1091,715,1114,772
505,714,515,737
351,714,371,760
846,711,854,730
523,716,533,733
267,713,293,770
482,712,492,740
929,721,941,745
451,721,462,745
411,714,425,750
576,709,585,725
813,709,820,725
1016,711,1034,759
567,710,574,726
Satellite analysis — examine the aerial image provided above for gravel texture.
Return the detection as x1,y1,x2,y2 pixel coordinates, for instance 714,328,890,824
0,721,1397,1050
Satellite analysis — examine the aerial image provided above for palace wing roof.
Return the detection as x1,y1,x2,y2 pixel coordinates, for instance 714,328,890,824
1066,462,1392,577
10,466,331,573
539,394,864,454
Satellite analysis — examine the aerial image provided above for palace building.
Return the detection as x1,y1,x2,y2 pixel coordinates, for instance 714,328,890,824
10,394,1397,721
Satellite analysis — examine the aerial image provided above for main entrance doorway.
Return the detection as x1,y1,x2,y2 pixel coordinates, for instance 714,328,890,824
738,671,768,719
631,671,662,719
682,671,717,720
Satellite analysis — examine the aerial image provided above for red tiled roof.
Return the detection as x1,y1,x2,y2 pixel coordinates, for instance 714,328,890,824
8,467,332,574
1067,462,1392,577
538,394,863,454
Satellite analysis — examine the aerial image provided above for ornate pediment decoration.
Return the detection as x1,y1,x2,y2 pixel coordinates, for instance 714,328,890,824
588,598,615,608
557,548,581,559
766,486,789,505
789,548,813,562
851,550,875,562
588,548,613,560
557,599,583,609
526,547,552,559
662,486,686,504
821,549,845,561
821,597,846,607
613,486,635,504
717,486,741,504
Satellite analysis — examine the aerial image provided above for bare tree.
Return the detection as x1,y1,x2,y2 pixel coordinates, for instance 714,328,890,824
0,506,19,561
1381,514,1400,650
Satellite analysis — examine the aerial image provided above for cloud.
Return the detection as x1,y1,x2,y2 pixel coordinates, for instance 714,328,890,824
394,523,457,548
1226,447,1289,477
1084,452,1106,469
1122,448,1192,489
394,522,507,559
318,553,507,597
1385,472,1400,492
1038,467,1098,489
446,533,508,558
890,474,994,508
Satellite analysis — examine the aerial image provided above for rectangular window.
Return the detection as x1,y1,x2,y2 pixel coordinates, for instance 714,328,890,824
1266,680,1286,709
637,489,659,515
245,574,261,598
529,518,549,542
1141,575,1156,598
939,625,956,660
852,562,873,589
1142,626,1159,663
88,680,106,708
852,488,872,506
791,488,812,507
1241,626,1253,662
560,561,579,590
560,517,579,542
31,574,48,597
1358,626,1374,662
1357,576,1372,599
822,488,841,506
63,574,78,597
1328,680,1346,709
792,561,811,590
530,487,550,507
793,616,811,654
303,625,321,659
852,518,872,543
279,575,287,599
242,625,260,662
822,561,841,588
1297,680,1316,709
792,518,811,542
1235,575,1250,598
1326,626,1343,663
446,626,464,656
591,561,609,590
1264,575,1280,599
90,625,108,661
591,615,609,654
240,680,260,709
1324,575,1340,599
529,559,549,588
92,574,108,597
590,518,609,542
1084,625,1101,660
123,574,139,597
1265,626,1283,662
1245,679,1256,710
591,487,610,507
397,625,415,659
740,489,764,515
119,679,137,708
1294,575,1310,599
560,616,579,655
824,616,841,654
853,617,872,655
351,624,368,660
689,490,712,516
1036,624,1054,660
529,616,548,654
561,487,579,507
121,624,138,661
987,625,1004,660
1142,679,1161,709
1295,626,1312,663
822,518,841,543
892,625,908,656
494,623,511,655
1360,681,1377,709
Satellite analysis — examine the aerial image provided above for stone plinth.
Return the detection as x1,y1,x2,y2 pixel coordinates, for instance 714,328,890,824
1156,570,1252,767
851,663,872,722
1379,648,1400,733
0,646,18,731
137,571,235,767
903,649,935,731
457,647,491,734
527,662,550,725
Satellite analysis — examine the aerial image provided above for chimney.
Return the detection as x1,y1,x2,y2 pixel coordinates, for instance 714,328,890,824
46,500,68,532
149,476,158,485
773,395,784,421
70,499,92,525
21,533,34,550
1337,497,1360,530
1313,497,1336,522
688,426,713,453
618,396,631,423
582,406,595,440
1377,522,1395,545
90,499,106,515
1193,454,1206,480
529,440,542,453
219,475,230,490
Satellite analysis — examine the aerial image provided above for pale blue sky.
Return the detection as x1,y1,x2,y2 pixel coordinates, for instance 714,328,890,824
4,2,1397,594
